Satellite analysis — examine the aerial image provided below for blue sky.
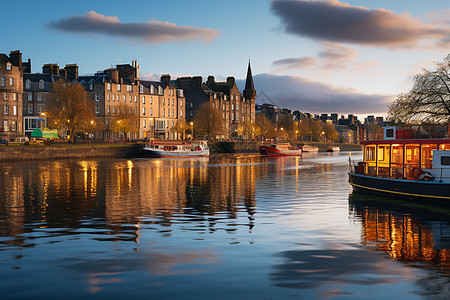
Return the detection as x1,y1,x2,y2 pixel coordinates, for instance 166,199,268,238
2,0,449,118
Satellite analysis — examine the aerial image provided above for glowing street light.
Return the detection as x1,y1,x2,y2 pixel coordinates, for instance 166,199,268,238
190,122,194,140
41,112,47,128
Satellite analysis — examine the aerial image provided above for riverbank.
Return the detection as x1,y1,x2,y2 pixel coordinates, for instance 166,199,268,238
0,141,362,162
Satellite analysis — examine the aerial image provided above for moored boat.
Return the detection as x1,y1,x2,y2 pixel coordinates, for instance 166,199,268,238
327,146,340,152
260,142,302,156
348,127,450,200
143,141,209,158
301,145,319,153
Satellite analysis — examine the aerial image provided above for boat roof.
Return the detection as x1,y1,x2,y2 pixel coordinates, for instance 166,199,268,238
360,138,450,145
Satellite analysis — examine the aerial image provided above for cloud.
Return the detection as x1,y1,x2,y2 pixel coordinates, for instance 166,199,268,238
238,73,393,115
270,0,450,48
272,56,318,70
47,11,220,44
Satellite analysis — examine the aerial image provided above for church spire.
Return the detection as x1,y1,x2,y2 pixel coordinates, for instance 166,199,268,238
244,60,256,100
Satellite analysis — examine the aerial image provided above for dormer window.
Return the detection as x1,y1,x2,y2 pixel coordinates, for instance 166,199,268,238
39,79,44,89
117,84,121,91
25,79,31,89
6,62,12,70
140,84,144,93
150,85,155,94
158,86,163,95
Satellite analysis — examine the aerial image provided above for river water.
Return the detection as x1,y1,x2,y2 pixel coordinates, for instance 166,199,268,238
0,152,449,299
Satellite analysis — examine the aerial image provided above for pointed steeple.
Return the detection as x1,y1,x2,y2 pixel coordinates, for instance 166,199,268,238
244,60,256,100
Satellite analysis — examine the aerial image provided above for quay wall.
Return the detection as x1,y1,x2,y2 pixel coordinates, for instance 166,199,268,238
0,142,362,161
0,144,142,162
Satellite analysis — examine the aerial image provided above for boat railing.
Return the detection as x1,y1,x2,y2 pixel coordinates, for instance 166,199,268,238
349,158,450,182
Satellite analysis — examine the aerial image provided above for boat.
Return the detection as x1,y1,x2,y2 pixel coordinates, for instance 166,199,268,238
327,146,340,152
348,126,450,200
259,142,302,156
301,145,319,153
143,141,209,158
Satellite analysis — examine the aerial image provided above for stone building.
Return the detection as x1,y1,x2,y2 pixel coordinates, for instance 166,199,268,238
139,75,185,140
22,64,73,137
175,62,256,139
0,50,25,141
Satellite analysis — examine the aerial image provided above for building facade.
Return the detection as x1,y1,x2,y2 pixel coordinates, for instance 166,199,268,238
0,50,24,140
175,62,256,139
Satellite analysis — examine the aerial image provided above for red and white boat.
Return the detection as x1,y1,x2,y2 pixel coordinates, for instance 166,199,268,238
259,142,302,156
143,141,209,158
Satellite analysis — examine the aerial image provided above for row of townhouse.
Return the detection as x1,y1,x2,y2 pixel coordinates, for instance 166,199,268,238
1,50,256,141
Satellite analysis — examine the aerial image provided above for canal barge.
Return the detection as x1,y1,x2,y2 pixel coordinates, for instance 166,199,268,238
260,142,302,156
143,141,209,158
348,126,450,200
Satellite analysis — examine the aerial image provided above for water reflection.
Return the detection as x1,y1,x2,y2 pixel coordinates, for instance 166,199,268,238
349,192,450,270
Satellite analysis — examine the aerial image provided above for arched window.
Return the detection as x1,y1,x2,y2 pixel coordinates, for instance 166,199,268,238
25,79,31,89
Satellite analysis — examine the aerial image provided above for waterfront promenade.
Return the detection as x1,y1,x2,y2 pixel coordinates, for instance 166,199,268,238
0,141,362,162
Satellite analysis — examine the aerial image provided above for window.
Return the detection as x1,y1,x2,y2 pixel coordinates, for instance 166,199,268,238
37,93,42,101
365,146,376,161
236,114,239,121
95,106,99,114
6,63,11,70
214,93,217,99
172,99,174,106
39,80,44,89
106,118,109,125
232,104,234,110
123,95,126,102
172,109,174,117
442,156,450,165
163,108,165,117
150,97,152,104
4,105,8,115
140,85,144,93
150,107,153,116
107,94,110,101
89,83,93,90
112,94,115,101
13,105,16,116
28,93,32,101
25,79,31,89
3,120,7,131
112,106,115,114
158,86,163,95
127,85,132,92
129,95,132,102
163,98,165,105
4,93,8,100
134,96,137,103
181,110,183,117
180,100,183,107
237,104,239,111
37,105,42,114
142,96,145,104
107,106,110,114
1,77,4,86
28,105,33,114
150,85,155,94
11,121,16,131
117,84,121,91
224,95,227,100
143,107,146,115
223,104,225,110
95,93,99,101
143,120,146,128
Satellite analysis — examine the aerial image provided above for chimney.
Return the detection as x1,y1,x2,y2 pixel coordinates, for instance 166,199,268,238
161,74,171,85
207,76,215,85
23,58,32,73
9,50,22,68
64,64,79,81
43,64,60,75
226,76,235,86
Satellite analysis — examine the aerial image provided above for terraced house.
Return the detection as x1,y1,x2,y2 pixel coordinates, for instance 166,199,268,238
0,50,27,140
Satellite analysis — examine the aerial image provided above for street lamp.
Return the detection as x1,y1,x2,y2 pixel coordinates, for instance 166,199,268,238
190,122,194,140
41,112,47,128
295,130,299,141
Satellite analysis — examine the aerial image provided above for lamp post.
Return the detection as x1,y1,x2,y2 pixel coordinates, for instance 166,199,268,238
295,130,299,141
41,112,47,129
321,131,325,142
190,122,194,140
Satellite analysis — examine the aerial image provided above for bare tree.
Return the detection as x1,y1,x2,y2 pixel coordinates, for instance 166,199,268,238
255,114,275,140
48,79,95,142
388,55,450,123
170,119,189,140
111,103,139,140
193,102,223,139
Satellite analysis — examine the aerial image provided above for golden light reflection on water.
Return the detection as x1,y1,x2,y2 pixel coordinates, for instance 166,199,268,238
350,198,450,270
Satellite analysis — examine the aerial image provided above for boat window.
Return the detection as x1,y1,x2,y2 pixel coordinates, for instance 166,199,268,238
391,145,403,165
439,144,450,150
365,146,376,161
405,144,420,165
442,156,450,165
377,145,389,162
421,144,437,169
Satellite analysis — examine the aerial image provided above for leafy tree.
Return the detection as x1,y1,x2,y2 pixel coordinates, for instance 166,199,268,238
298,118,322,141
193,102,223,139
48,79,95,142
111,103,139,140
388,55,450,123
322,123,339,142
239,120,255,140
171,119,189,140
255,114,275,140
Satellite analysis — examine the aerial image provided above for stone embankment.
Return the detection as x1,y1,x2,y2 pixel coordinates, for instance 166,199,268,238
0,142,362,162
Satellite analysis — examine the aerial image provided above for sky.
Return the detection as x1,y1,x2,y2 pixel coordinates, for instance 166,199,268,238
2,0,450,119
